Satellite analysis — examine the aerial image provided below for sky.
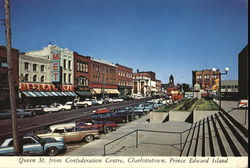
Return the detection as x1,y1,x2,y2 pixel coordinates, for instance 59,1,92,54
0,0,248,84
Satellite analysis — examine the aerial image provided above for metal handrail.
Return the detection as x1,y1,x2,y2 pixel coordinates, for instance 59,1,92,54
103,105,248,156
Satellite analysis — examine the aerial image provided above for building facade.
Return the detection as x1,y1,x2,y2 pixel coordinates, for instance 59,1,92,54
192,69,220,91
73,52,92,98
0,46,19,110
89,58,119,98
238,45,248,100
116,64,133,97
19,45,76,107
221,80,238,100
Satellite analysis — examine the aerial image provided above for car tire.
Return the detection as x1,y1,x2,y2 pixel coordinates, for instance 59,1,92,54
62,108,65,111
134,115,139,120
84,135,94,143
20,115,24,119
46,147,59,156
104,127,112,134
84,104,88,108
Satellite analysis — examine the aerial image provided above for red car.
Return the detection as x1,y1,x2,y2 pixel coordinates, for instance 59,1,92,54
76,120,118,134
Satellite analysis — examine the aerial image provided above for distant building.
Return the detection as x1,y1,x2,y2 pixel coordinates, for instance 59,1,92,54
132,71,161,97
238,45,248,100
192,69,220,91
116,64,133,97
221,80,238,100
0,46,19,110
89,58,119,98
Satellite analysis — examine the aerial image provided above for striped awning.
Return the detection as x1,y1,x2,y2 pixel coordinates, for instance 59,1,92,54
21,91,77,97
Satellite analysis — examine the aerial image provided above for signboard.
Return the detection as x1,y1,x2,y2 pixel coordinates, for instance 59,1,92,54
19,83,75,92
52,50,61,82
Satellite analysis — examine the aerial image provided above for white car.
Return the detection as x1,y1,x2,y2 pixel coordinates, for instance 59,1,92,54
56,103,72,111
43,106,60,113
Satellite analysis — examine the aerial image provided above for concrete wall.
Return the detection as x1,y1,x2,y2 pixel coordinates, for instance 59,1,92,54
169,111,191,121
193,109,219,122
150,112,169,123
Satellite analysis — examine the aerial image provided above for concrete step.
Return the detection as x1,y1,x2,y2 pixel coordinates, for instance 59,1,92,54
214,113,239,156
204,117,211,156
182,122,197,156
189,120,201,156
195,119,204,156
180,123,194,156
209,115,223,156
211,114,233,156
221,110,248,138
218,112,248,155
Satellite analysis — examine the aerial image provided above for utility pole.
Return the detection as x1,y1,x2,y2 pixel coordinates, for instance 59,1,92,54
5,0,21,155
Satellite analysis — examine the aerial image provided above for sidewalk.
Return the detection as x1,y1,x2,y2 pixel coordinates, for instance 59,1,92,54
64,115,191,156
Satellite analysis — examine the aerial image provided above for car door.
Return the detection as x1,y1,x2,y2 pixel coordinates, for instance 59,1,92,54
63,127,80,142
22,137,43,155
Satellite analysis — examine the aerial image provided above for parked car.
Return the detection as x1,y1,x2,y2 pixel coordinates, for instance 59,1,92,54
90,99,100,106
238,99,248,109
51,103,72,111
43,105,60,113
76,120,118,134
0,134,66,156
25,105,46,115
74,98,92,107
0,110,11,120
90,110,132,123
38,124,100,143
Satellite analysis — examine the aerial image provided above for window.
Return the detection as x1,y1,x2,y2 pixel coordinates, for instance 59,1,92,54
64,73,67,83
23,138,37,145
41,76,45,82
24,62,29,70
41,65,45,72
77,62,80,71
68,74,71,83
33,64,37,71
54,129,65,134
63,59,67,69
33,75,37,82
24,74,29,81
68,60,71,70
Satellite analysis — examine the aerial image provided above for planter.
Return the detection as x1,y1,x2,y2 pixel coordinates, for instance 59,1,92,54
169,111,191,121
150,112,169,123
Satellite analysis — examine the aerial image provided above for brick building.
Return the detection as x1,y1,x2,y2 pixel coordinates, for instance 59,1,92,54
192,69,220,91
89,58,119,98
73,52,92,97
0,46,19,110
116,64,133,97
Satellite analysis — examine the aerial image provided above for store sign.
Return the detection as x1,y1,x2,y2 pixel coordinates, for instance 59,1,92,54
52,50,61,82
19,83,75,92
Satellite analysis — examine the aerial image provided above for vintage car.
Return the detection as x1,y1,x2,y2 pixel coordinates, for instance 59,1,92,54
0,109,34,119
76,120,118,134
0,134,66,156
38,125,100,143
51,103,72,111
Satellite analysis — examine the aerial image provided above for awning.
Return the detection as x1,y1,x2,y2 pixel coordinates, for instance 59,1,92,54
106,89,120,94
92,88,102,94
76,91,92,97
21,91,77,97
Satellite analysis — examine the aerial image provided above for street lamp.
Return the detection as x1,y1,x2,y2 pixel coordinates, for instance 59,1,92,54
212,67,229,107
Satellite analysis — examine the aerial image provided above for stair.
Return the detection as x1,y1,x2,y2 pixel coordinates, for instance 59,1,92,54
180,110,248,157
